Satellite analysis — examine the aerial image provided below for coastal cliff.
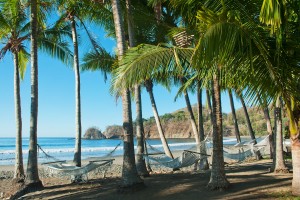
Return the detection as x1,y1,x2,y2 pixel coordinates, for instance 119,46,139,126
101,105,278,139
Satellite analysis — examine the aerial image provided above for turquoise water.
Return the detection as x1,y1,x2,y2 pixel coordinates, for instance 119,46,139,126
0,137,239,165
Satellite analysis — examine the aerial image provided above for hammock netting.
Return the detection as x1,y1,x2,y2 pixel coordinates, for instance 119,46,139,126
42,159,114,182
38,143,120,182
144,139,209,169
145,135,271,168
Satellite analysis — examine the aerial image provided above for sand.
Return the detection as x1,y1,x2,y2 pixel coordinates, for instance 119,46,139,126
0,154,294,200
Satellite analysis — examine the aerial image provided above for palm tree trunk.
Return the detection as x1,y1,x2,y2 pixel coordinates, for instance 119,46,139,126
145,80,174,159
228,89,241,143
183,90,200,144
206,89,213,127
71,18,82,167
111,0,143,189
240,94,262,159
263,107,274,159
207,72,229,190
197,82,209,170
13,52,25,181
125,0,148,177
274,97,288,173
26,0,42,187
135,85,149,176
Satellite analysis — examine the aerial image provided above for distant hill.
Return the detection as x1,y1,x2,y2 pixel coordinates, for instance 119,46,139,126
102,105,288,139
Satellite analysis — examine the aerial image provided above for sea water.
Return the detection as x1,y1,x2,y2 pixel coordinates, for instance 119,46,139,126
0,137,239,165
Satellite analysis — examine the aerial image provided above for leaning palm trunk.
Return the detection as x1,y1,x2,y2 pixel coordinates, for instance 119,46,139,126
135,85,149,176
183,90,200,144
13,52,25,181
71,18,82,167
240,95,262,160
207,72,229,190
26,0,42,187
263,107,274,159
197,82,209,170
228,89,241,143
145,80,174,159
274,97,288,173
111,0,143,188
125,0,148,177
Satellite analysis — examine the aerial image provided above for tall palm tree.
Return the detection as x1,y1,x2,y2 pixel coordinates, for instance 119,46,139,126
26,0,42,187
239,94,262,159
56,0,83,167
0,0,29,181
144,79,174,159
260,0,300,194
228,89,241,143
125,0,149,177
56,0,104,167
110,0,144,189
273,96,289,173
197,82,209,170
207,71,229,189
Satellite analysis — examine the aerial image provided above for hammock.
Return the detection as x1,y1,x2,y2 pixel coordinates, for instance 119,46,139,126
223,147,253,162
38,143,120,182
221,135,271,162
144,139,209,169
42,159,114,182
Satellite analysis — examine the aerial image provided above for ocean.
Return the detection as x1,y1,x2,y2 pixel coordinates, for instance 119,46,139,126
0,137,239,166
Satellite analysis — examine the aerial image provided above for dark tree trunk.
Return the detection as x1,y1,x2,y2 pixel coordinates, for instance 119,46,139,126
135,85,149,177
240,95,262,160
125,0,148,177
26,0,42,188
228,89,241,143
206,89,213,127
111,0,144,190
13,52,25,181
207,72,229,190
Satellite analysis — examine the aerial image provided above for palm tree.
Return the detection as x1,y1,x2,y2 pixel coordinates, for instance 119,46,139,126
239,94,263,159
26,0,42,188
228,89,241,143
260,0,300,194
197,82,209,170
56,0,83,167
273,97,289,173
0,0,29,181
262,105,274,159
125,0,149,177
207,71,229,189
110,0,144,189
56,0,104,167
144,79,174,159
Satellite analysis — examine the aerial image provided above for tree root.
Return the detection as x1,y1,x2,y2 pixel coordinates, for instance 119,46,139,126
10,181,43,200
274,168,290,174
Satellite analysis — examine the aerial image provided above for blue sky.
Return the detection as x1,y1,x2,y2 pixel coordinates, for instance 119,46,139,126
0,26,242,138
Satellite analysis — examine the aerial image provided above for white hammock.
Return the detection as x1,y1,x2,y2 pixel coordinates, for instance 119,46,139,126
144,139,209,169
42,159,114,182
221,135,271,161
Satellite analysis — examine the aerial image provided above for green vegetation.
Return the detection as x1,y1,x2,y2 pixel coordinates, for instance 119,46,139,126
139,105,288,137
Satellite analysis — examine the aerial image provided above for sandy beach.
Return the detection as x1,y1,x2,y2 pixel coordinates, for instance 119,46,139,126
0,151,294,200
